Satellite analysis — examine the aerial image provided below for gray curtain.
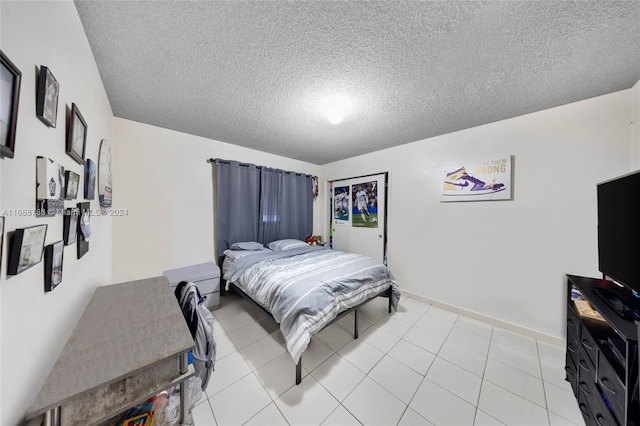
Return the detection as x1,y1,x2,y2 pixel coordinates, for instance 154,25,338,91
280,171,313,240
258,168,283,245
215,159,313,255
215,160,261,257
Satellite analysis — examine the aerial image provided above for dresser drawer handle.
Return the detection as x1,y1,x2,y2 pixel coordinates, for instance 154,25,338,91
568,318,575,327
581,339,594,350
579,382,591,395
567,343,576,353
600,377,617,395
578,403,591,419
595,414,606,426
579,360,591,373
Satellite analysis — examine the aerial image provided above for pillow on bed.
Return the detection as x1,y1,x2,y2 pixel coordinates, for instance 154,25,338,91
230,241,264,251
268,239,308,251
223,247,270,259
222,247,271,276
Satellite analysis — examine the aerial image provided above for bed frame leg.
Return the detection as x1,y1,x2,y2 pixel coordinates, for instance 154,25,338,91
354,310,359,339
296,357,302,385
388,287,392,313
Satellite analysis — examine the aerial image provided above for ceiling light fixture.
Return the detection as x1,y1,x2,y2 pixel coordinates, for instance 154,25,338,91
327,108,344,125
320,95,353,125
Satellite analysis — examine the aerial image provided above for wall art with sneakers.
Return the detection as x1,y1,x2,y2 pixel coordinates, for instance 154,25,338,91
440,155,512,202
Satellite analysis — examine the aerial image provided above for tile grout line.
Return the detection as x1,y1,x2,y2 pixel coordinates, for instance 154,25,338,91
341,298,434,425
332,320,405,424
473,324,495,425
208,294,577,426
399,306,463,425
536,339,553,426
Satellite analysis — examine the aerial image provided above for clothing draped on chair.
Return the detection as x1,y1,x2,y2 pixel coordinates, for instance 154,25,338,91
214,159,313,257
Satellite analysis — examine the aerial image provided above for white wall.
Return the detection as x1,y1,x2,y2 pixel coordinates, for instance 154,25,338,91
111,118,322,283
0,0,636,421
0,2,113,424
322,90,631,340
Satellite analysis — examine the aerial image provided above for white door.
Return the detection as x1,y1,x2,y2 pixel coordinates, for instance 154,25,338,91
332,173,386,263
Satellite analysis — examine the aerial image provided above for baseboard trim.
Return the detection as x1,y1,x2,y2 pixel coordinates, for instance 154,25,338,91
400,289,565,347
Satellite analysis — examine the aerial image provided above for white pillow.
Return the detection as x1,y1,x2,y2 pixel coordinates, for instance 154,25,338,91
230,241,264,251
268,239,308,251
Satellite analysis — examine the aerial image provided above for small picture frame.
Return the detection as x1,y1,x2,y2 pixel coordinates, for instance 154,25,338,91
0,50,22,159
44,240,64,292
85,158,96,200
77,202,90,259
65,170,80,200
36,66,59,128
36,156,65,216
66,103,87,165
63,208,79,246
0,216,5,272
7,224,48,275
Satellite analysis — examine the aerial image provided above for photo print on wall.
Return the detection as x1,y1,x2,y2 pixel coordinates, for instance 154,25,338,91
36,156,65,216
44,240,64,292
66,103,87,165
85,158,96,200
63,207,79,246
64,170,80,200
77,202,90,259
0,216,4,274
36,65,59,128
7,224,48,275
0,50,22,159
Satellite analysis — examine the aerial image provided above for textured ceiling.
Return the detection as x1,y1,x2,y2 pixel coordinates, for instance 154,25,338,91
74,1,640,165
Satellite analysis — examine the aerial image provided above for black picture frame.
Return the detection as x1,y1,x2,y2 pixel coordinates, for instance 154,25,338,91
36,66,59,128
7,224,48,275
44,240,64,292
66,103,87,165
85,158,96,200
0,216,5,273
77,202,90,259
64,170,80,200
63,207,79,246
0,50,22,159
35,156,65,216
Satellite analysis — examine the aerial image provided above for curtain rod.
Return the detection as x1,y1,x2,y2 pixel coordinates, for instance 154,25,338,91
206,157,313,178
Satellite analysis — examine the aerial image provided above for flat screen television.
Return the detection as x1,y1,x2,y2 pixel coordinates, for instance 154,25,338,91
596,170,640,319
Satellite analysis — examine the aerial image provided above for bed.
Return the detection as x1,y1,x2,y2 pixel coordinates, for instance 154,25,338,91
221,239,400,384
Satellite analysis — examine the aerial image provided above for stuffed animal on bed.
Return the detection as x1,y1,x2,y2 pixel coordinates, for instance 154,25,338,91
305,235,323,245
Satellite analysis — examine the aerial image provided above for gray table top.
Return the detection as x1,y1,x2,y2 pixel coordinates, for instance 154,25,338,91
27,276,194,417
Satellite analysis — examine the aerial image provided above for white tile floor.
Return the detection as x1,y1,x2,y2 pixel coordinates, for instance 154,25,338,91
192,293,585,426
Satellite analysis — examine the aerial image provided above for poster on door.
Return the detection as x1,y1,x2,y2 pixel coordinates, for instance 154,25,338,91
333,186,350,225
352,181,378,228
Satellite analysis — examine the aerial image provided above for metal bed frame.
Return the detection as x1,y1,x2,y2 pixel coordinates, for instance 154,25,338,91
227,281,393,385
